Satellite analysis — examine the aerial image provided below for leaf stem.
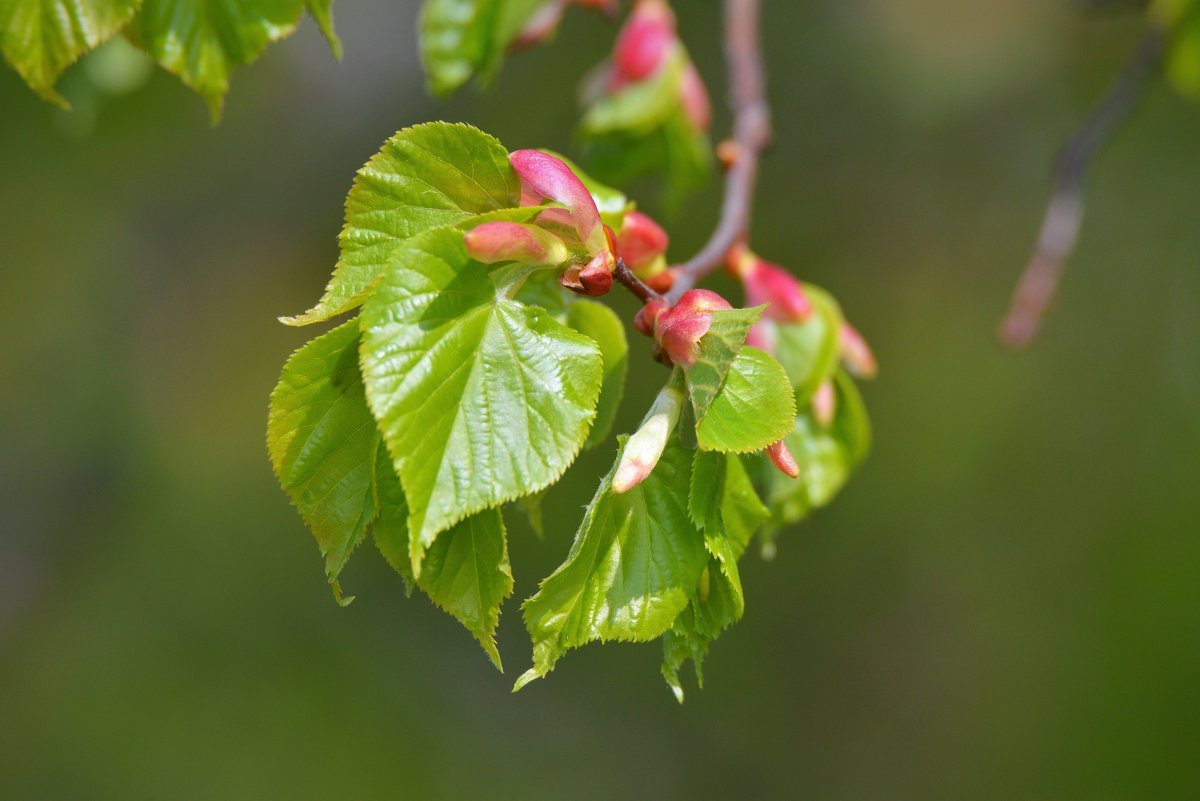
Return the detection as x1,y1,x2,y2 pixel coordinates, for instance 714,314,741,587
664,0,772,305
999,26,1165,348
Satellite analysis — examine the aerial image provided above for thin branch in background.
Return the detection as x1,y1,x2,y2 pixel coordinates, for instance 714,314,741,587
999,27,1165,348
665,0,771,304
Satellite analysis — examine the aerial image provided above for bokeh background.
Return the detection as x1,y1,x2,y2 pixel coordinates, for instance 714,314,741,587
2,1,1199,798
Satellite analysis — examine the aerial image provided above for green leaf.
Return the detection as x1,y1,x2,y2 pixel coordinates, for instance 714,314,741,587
305,0,341,59
284,123,524,326
763,370,871,531
419,0,500,96
581,49,684,137
695,346,796,453
360,227,603,573
416,508,514,670
267,320,380,582
567,300,628,449
0,0,143,105
663,450,768,702
516,434,707,690
372,440,414,592
769,283,844,403
372,447,513,668
127,0,307,121
684,305,765,423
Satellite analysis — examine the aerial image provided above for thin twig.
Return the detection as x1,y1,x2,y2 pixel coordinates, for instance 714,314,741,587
664,0,771,305
999,26,1164,348
613,258,661,303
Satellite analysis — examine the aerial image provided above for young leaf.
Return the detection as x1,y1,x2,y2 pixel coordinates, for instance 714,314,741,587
763,370,871,531
416,507,514,670
267,320,380,583
695,346,796,453
0,0,143,105
684,305,765,423
769,283,844,403
663,450,769,701
127,0,308,121
567,300,628,449
360,227,603,573
419,0,501,96
516,434,707,690
372,448,513,668
285,123,524,326
305,0,342,59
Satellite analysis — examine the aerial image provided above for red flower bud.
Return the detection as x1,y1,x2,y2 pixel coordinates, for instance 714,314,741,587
811,379,837,427
464,221,569,266
654,289,732,367
840,322,877,379
610,0,676,90
560,251,615,297
765,439,800,479
679,61,712,131
510,150,608,255
633,298,667,336
734,248,812,323
644,269,675,293
616,211,669,271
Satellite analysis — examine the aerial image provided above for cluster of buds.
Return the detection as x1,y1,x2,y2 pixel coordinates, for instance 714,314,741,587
593,0,711,134
512,0,618,51
615,210,673,291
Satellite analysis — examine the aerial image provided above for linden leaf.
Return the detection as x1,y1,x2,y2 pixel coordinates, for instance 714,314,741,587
284,123,523,326
360,227,603,574
515,434,706,690
695,346,796,453
0,0,143,105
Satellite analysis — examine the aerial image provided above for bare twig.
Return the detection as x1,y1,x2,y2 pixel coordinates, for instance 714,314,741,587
999,26,1164,348
613,258,661,303
664,0,771,304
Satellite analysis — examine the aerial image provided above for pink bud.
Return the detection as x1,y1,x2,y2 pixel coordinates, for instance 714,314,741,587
645,269,675,293
811,379,836,427
464,222,570,266
765,439,800,479
511,1,567,50
840,322,877,379
745,320,774,353
654,289,732,368
610,0,676,90
510,150,608,255
633,298,667,337
740,253,812,323
560,251,615,297
617,211,669,271
613,380,684,493
679,61,712,131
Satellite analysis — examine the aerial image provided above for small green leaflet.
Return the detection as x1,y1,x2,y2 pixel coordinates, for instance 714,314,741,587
684,305,765,423
568,300,628,449
770,283,844,403
285,123,523,326
516,434,707,690
418,0,549,96
267,319,380,587
306,0,341,60
0,0,143,105
763,369,871,532
695,346,796,453
128,0,305,121
415,507,514,670
360,226,603,574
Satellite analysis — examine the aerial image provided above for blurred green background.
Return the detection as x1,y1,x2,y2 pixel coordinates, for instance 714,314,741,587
2,1,1198,798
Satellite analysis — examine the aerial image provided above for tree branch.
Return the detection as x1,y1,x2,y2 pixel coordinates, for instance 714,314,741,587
999,26,1164,348
664,0,771,305
613,257,661,303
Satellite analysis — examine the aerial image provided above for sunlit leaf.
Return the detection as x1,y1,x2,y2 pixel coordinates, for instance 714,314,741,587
360,226,603,573
695,346,796,453
568,299,628,449
684,305,764,423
